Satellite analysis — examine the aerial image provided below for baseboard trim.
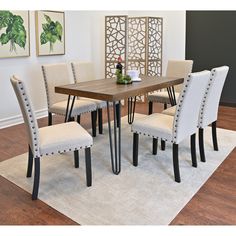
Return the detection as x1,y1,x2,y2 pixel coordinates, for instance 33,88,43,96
220,102,236,107
0,109,48,129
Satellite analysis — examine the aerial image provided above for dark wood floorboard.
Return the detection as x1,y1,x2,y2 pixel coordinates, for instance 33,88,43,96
0,177,77,225
170,105,236,225
0,103,235,225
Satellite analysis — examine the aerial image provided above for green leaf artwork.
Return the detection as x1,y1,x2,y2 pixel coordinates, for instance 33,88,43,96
0,11,27,53
40,14,63,52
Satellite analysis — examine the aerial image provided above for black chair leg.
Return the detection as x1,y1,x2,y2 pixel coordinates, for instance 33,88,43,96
161,139,166,150
164,103,167,110
148,101,153,115
91,110,97,137
74,150,79,168
133,133,139,166
48,112,52,126
199,128,206,162
190,134,197,167
77,115,81,124
212,121,219,151
27,145,33,178
116,103,120,128
32,158,40,200
98,108,103,134
173,143,181,183
85,147,92,187
152,138,158,155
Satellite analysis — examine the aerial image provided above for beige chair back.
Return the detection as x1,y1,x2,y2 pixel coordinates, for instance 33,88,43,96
166,60,193,92
199,66,229,128
42,63,70,109
71,61,96,83
173,70,210,144
10,76,40,158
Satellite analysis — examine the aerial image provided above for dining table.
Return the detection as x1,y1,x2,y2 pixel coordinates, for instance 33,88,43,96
55,75,184,175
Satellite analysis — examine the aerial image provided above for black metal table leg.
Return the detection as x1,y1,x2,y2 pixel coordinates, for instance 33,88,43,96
64,95,71,122
167,86,177,106
115,103,120,128
171,86,177,105
127,96,136,124
64,95,76,122
106,101,121,175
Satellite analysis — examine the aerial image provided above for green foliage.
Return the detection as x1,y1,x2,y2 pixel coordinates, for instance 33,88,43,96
0,11,27,52
40,14,63,52
115,69,123,80
0,11,13,30
115,69,132,84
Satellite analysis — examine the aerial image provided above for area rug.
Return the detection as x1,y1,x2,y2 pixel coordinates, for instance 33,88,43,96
0,114,235,225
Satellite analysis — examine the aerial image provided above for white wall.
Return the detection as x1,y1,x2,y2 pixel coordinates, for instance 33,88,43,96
0,11,185,128
0,11,93,127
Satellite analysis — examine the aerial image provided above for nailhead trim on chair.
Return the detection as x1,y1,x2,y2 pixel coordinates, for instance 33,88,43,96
40,145,92,157
16,78,93,159
18,81,40,157
42,66,51,110
172,75,191,143
198,70,215,128
147,92,173,103
147,60,193,103
131,130,169,142
71,63,77,84
43,64,98,116
49,109,97,116
71,62,108,109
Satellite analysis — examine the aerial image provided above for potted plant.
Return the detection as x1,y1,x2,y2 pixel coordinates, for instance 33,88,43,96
115,69,132,84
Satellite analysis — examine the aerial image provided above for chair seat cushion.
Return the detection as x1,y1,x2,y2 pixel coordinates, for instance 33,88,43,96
38,122,93,156
148,91,179,104
162,105,176,116
80,98,107,109
49,99,97,116
132,113,174,142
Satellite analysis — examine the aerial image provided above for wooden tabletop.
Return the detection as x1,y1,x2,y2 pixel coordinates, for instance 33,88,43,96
55,75,184,101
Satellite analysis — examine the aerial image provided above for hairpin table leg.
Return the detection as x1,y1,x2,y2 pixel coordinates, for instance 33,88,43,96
128,96,136,124
107,101,121,175
167,86,177,106
64,95,76,122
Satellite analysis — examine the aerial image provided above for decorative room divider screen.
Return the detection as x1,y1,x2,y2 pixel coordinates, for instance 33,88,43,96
105,15,163,79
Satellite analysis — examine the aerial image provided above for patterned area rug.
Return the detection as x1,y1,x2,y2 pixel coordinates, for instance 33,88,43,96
0,114,235,225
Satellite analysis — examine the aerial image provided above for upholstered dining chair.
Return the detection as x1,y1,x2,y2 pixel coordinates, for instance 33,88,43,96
42,63,98,137
71,61,107,134
10,76,93,200
132,70,210,182
147,60,193,114
162,66,229,162
198,66,229,161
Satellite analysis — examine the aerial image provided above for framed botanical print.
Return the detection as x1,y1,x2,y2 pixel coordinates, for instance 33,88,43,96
0,11,30,58
35,10,65,56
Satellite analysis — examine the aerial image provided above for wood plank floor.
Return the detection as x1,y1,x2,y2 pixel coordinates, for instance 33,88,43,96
0,103,235,225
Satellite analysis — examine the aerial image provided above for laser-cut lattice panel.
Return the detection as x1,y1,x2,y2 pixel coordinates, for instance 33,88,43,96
148,60,162,76
127,17,163,77
105,15,163,82
128,61,146,75
105,16,128,79
127,17,162,102
147,17,163,76
127,17,147,75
